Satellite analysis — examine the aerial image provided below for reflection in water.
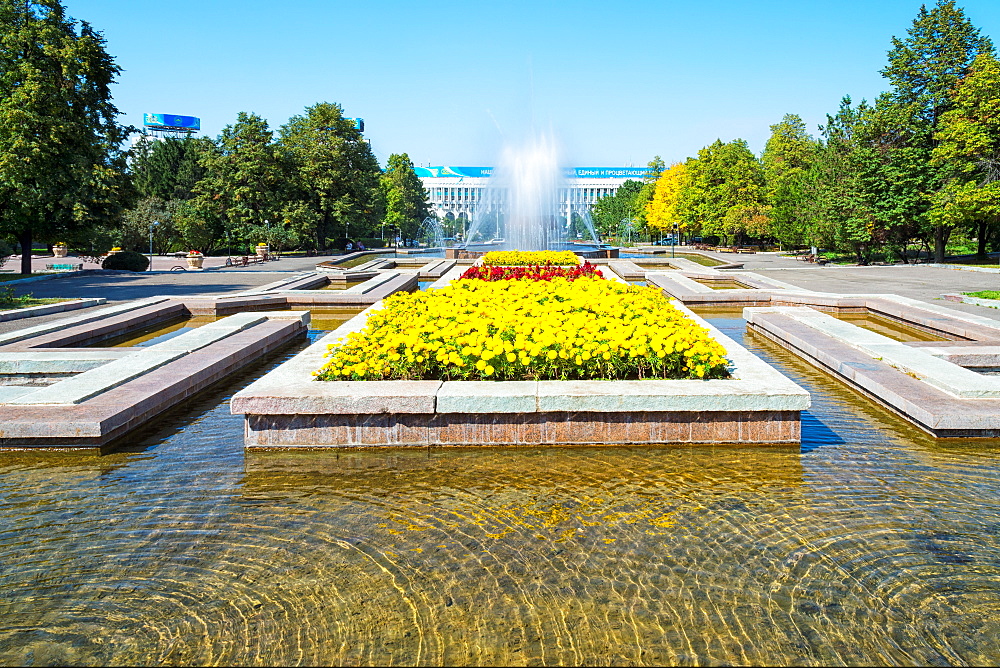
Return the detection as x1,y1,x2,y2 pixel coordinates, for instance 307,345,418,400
96,315,219,348
1,311,999,664
831,312,950,343
692,279,749,291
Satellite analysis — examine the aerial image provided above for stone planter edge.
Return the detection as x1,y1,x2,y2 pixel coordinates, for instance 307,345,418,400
231,300,811,436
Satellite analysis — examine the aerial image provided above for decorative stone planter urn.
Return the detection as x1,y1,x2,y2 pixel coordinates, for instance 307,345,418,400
186,253,204,270
53,245,68,258
256,244,269,259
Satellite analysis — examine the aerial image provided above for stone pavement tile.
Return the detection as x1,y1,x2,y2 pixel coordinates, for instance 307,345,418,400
11,302,184,350
8,351,185,405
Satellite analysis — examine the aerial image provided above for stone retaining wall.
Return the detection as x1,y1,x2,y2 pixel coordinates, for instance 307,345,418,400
232,301,810,448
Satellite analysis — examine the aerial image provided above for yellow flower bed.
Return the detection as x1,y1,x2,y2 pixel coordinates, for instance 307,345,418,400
316,277,730,381
481,250,579,266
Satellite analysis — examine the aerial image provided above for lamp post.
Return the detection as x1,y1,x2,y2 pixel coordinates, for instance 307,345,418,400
672,221,679,259
148,221,159,271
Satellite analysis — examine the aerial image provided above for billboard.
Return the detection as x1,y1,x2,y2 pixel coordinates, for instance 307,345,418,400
572,167,648,179
347,118,364,132
143,113,201,131
413,166,650,179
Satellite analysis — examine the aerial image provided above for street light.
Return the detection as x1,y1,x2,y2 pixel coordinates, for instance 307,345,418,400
672,221,679,259
148,221,159,271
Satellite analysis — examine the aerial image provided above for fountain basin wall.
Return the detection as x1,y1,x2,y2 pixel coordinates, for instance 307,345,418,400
0,304,309,447
446,246,619,260
746,305,1000,437
231,303,810,448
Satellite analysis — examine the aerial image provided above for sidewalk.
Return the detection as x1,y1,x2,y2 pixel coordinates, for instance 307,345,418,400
2,252,353,274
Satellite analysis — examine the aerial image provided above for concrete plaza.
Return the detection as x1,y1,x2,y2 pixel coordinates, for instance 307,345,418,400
3,250,999,335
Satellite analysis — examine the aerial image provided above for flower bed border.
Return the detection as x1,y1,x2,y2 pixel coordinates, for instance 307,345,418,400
231,292,810,447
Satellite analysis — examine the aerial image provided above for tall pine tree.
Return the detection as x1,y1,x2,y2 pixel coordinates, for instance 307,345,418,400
930,53,1000,257
878,0,994,262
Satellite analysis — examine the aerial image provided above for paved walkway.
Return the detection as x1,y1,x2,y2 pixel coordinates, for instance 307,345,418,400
4,252,360,274
4,248,999,333
748,264,1000,322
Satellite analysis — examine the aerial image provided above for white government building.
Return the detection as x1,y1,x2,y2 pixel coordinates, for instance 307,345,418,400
413,166,649,222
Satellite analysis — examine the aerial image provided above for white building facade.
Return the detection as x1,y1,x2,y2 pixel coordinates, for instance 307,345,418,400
413,166,649,223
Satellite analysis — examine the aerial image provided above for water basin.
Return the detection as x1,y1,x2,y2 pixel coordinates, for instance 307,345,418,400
94,315,219,348
1,308,999,665
693,278,751,290
831,312,950,342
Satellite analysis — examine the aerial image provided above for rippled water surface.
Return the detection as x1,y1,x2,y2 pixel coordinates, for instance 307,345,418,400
2,313,1000,665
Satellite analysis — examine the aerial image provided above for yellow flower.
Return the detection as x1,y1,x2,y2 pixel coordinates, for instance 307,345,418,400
315,275,730,382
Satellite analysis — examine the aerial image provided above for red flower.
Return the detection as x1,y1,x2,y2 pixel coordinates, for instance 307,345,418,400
459,261,602,282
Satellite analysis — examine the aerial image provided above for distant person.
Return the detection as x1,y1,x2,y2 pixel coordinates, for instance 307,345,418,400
358,242,365,251
345,242,353,251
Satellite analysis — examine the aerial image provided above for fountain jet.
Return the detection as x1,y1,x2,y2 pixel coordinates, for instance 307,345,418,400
463,132,601,251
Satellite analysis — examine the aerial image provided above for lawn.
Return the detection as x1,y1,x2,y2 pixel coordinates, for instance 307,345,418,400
965,290,1000,300
0,286,68,311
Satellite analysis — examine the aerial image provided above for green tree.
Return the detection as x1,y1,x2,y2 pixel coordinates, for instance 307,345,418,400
192,112,283,252
762,114,816,248
380,153,430,245
930,53,1000,258
879,0,994,262
0,0,133,273
132,135,214,201
276,102,382,250
805,97,882,262
590,179,644,242
680,139,769,246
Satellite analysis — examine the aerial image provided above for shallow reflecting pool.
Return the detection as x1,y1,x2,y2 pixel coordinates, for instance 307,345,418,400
830,312,950,343
1,311,999,665
96,315,219,348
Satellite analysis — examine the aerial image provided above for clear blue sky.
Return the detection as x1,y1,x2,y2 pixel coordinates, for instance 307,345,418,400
66,0,1000,168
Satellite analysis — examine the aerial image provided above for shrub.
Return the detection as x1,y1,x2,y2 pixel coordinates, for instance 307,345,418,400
0,240,11,269
316,277,730,382
481,250,579,266
102,250,149,272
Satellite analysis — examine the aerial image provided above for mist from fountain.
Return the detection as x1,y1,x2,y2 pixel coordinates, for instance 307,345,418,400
463,132,601,251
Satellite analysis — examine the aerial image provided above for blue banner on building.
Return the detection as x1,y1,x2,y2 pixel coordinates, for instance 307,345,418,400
413,166,649,179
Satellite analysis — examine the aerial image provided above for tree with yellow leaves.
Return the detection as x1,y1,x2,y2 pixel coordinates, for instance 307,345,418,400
645,163,687,236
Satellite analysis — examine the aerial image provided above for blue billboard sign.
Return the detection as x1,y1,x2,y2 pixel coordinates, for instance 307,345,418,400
348,117,365,132
143,113,201,131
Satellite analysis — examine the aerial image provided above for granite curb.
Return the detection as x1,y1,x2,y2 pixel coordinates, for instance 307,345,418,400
0,297,106,322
